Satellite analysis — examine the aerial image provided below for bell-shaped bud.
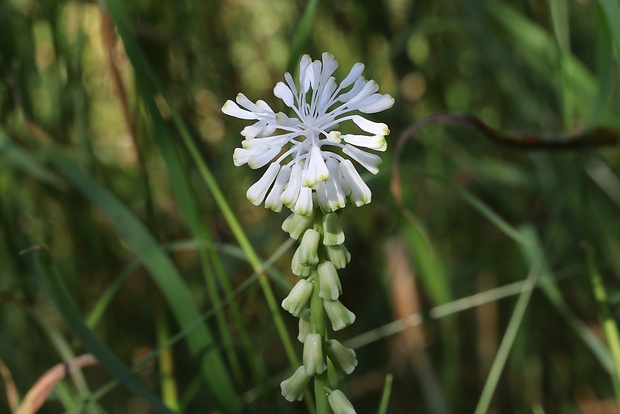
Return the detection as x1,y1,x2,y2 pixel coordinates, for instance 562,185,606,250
291,247,313,277
296,228,321,266
281,279,313,317
318,261,342,300
324,299,356,331
325,244,351,269
328,389,356,414
303,333,326,375
298,309,311,342
282,212,314,240
322,213,345,246
327,339,358,375
280,366,311,402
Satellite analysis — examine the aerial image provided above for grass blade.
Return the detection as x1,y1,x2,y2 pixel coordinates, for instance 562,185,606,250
0,129,63,188
474,225,542,414
377,373,393,414
105,0,301,378
485,1,619,123
455,186,527,245
288,0,319,73
596,0,620,64
588,250,620,405
50,155,241,413
519,226,614,371
33,249,174,414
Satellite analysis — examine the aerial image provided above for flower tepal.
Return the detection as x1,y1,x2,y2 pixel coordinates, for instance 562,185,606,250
222,52,394,215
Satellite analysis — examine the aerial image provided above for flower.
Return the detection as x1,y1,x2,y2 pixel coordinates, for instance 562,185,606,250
282,212,314,240
295,228,321,267
291,248,313,277
280,366,311,402
324,299,356,331
325,244,352,269
298,309,311,342
222,52,393,215
322,212,345,246
303,333,326,375
327,389,357,414
326,339,358,375
281,279,313,317
317,260,342,300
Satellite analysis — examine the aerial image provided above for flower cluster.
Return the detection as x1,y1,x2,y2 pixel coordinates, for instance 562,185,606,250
281,213,356,332
223,53,392,413
222,52,393,215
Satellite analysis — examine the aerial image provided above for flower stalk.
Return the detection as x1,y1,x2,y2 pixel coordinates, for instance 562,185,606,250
311,275,329,412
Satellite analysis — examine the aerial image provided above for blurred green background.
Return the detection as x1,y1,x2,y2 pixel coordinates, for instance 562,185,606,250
1,0,620,413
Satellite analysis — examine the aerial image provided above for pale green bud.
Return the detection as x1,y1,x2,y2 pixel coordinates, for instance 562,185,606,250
322,213,345,246
303,333,326,375
297,228,320,266
318,261,342,300
280,366,311,402
298,309,311,342
327,339,357,375
291,248,313,277
282,279,313,317
324,299,356,331
328,389,356,414
282,212,314,240
325,244,351,269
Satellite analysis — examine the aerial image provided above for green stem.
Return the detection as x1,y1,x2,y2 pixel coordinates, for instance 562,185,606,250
311,274,329,413
154,294,180,412
588,251,620,407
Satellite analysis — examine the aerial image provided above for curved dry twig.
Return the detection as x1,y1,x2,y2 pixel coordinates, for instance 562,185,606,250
391,113,618,205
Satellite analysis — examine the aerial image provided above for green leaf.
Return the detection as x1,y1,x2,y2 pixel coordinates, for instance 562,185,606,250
518,226,614,372
34,249,174,414
485,1,619,124
455,186,527,245
50,155,241,413
288,0,319,73
105,0,301,384
0,129,63,188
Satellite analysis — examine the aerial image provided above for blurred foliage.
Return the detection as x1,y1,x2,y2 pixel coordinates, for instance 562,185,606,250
1,0,620,413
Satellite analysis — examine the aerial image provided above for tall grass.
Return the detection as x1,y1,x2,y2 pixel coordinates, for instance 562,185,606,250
1,0,619,413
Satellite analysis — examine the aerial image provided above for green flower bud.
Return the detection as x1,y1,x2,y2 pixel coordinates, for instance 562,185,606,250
324,299,356,331
325,244,351,269
280,366,311,402
298,309,311,342
322,213,345,246
291,248,313,277
296,228,320,266
328,389,356,414
318,261,342,300
282,279,313,317
327,339,357,375
282,212,314,240
303,333,326,375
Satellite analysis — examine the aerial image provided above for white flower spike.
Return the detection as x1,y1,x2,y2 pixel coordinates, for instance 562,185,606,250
222,52,393,214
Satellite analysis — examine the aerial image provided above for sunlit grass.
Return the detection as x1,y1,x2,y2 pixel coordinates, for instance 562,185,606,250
1,0,620,413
